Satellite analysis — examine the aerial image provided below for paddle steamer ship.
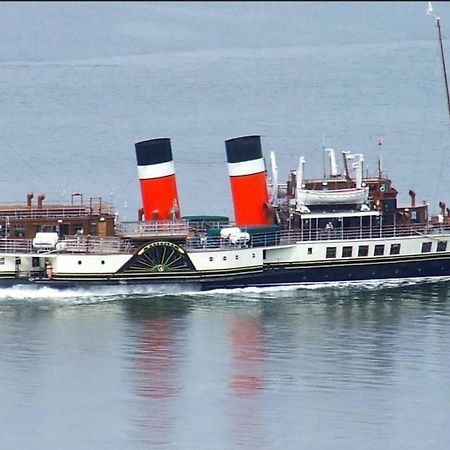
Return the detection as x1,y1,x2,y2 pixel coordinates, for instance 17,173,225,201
0,132,448,290
0,4,448,290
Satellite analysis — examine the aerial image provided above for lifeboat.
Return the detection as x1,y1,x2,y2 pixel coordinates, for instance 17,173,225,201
296,186,369,206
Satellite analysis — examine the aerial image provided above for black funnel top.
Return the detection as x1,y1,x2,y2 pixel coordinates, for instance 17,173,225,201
225,135,262,164
135,138,173,166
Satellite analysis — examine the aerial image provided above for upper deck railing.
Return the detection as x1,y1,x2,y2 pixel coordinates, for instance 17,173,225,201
0,222,449,255
0,203,115,220
184,223,450,250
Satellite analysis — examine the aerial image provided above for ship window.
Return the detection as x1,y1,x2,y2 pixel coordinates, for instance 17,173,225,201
437,241,447,252
235,255,239,260
308,248,313,255
390,243,401,255
422,242,432,253
326,247,336,259
14,224,25,238
374,245,385,256
78,260,82,265
0,257,4,265
101,260,105,265
223,256,227,261
209,257,213,262
342,246,352,258
358,245,369,257
252,253,256,258
73,224,83,235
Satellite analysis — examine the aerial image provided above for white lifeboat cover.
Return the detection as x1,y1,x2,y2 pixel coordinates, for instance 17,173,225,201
220,227,241,239
32,232,59,249
229,232,250,244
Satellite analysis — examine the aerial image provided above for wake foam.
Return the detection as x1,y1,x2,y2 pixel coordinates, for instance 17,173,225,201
0,275,448,305
189,276,450,298
0,283,191,305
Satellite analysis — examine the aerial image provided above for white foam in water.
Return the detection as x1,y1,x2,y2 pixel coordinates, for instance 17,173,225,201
0,275,449,305
193,276,450,298
0,283,191,304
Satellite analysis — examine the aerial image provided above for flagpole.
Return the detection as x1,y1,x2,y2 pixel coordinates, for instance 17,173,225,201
436,15,450,124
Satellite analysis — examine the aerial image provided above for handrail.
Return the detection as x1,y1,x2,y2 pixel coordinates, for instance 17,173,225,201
0,223,449,255
185,223,450,251
0,204,115,220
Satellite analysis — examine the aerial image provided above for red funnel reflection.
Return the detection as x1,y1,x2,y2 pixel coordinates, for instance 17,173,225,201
134,317,178,399
229,315,265,396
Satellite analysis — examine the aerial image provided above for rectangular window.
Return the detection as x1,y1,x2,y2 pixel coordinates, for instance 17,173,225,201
342,246,352,258
0,257,5,265
358,245,369,257
421,242,432,253
374,244,385,256
390,243,401,255
326,247,337,259
307,247,313,255
14,224,25,238
437,241,447,252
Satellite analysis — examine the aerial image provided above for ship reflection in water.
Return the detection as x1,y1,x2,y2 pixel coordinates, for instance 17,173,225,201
0,283,448,448
117,282,450,449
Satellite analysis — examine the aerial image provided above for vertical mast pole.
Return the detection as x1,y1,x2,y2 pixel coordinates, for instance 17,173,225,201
436,16,450,123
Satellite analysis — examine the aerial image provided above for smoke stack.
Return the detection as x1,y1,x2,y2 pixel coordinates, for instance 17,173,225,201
439,201,446,216
225,135,271,226
135,138,181,221
408,190,416,207
27,192,34,207
37,193,45,208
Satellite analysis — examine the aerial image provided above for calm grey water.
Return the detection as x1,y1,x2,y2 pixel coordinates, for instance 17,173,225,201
1,2,450,449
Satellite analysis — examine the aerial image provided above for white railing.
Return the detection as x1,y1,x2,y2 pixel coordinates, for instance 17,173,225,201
0,237,132,254
61,237,132,254
117,220,191,237
0,239,34,253
0,223,448,255
185,223,450,251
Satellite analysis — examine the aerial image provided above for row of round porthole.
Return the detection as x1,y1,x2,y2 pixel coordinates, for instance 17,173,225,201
78,260,105,265
209,253,257,262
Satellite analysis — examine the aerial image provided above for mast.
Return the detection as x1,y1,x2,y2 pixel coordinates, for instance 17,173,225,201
437,16,450,122
429,2,450,123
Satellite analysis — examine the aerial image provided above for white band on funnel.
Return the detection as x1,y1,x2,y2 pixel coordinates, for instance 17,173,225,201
228,158,265,177
138,160,175,179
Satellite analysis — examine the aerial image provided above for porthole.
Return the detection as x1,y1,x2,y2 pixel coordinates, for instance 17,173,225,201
252,253,256,258
101,260,105,265
209,257,213,262
235,255,239,260
78,260,82,265
223,256,227,261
